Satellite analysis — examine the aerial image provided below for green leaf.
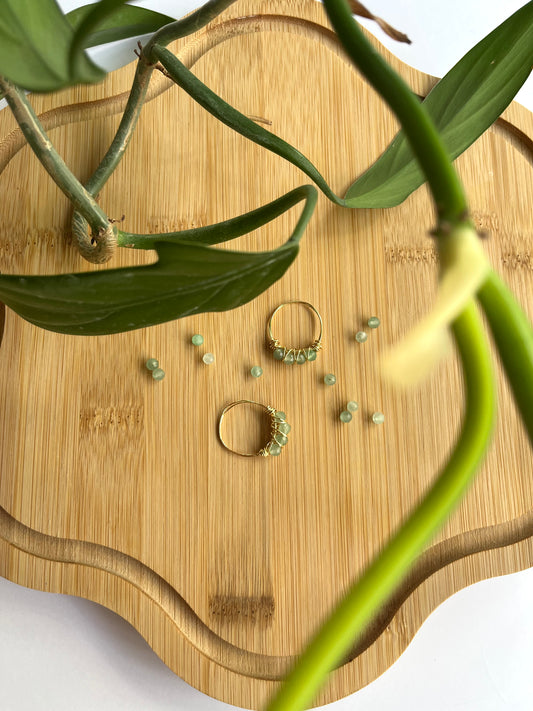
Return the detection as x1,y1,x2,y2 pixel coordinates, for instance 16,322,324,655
0,0,105,92
344,1,533,207
0,186,316,335
66,2,175,48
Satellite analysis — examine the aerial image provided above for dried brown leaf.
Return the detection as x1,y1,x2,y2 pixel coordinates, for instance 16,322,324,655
348,0,412,43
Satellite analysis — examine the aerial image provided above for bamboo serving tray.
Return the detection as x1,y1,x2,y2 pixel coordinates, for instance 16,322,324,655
0,1,532,707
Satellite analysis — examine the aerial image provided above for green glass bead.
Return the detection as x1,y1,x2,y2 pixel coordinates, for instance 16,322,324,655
355,331,368,343
146,358,159,371
372,411,385,424
367,317,380,329
250,366,263,378
295,351,306,365
152,367,165,381
347,401,358,413
277,422,291,435
340,410,352,423
275,411,286,421
274,432,288,446
324,373,336,386
191,334,204,346
273,348,285,361
202,352,215,365
305,348,317,362
283,352,295,365
268,442,282,456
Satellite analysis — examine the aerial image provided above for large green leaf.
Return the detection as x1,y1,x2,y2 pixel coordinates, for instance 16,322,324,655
0,186,316,335
344,1,533,207
0,0,105,92
66,2,175,48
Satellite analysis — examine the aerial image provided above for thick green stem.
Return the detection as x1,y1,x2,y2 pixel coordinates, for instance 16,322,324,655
266,302,495,711
478,271,533,444
0,75,111,237
323,0,468,226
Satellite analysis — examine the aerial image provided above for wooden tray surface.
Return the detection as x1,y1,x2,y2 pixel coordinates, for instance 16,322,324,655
0,0,532,707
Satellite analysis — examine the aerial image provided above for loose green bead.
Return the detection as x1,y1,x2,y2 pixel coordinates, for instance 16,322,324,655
268,442,282,456
191,334,204,346
273,348,285,361
324,373,336,386
283,352,295,365
274,432,288,446
340,410,352,423
250,366,263,378
368,317,380,329
275,411,286,421
295,351,306,365
372,411,385,424
146,358,159,371
152,367,165,381
305,348,317,362
277,422,291,435
347,401,359,413
355,331,368,343
202,352,215,365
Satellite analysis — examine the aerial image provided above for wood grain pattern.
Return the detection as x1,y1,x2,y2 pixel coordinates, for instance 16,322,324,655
0,0,532,707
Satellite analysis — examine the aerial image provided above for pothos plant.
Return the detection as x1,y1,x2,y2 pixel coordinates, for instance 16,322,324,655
0,0,532,708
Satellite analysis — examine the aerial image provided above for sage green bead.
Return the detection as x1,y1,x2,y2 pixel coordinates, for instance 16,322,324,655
372,411,385,425
146,358,159,371
274,432,288,446
355,331,368,343
305,348,317,362
367,317,380,329
273,348,285,361
340,410,352,423
250,366,263,378
324,373,336,386
268,442,282,456
202,352,215,365
277,422,291,435
191,334,204,346
152,367,165,381
283,352,295,365
296,351,306,365
275,411,286,421
347,401,359,413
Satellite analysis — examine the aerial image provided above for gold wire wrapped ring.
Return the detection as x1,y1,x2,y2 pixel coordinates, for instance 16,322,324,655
266,300,323,364
218,400,291,457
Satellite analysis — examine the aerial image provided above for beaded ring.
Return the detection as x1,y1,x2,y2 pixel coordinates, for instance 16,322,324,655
218,400,291,457
266,300,323,364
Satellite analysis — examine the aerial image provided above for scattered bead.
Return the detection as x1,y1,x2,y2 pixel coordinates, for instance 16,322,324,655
367,317,380,329
340,410,352,423
355,331,368,343
152,367,165,381
324,373,336,386
146,358,159,371
372,411,385,425
347,401,359,413
250,366,263,378
202,352,215,365
191,334,204,346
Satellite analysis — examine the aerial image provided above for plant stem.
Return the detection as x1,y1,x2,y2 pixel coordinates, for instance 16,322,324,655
322,0,468,226
265,301,495,711
0,75,111,237
478,271,533,444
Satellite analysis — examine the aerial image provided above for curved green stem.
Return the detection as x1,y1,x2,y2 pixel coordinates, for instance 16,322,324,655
266,301,495,711
0,75,110,236
478,271,533,444
322,0,468,226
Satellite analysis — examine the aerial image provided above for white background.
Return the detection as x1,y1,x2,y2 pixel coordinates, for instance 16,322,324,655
1,1,532,709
